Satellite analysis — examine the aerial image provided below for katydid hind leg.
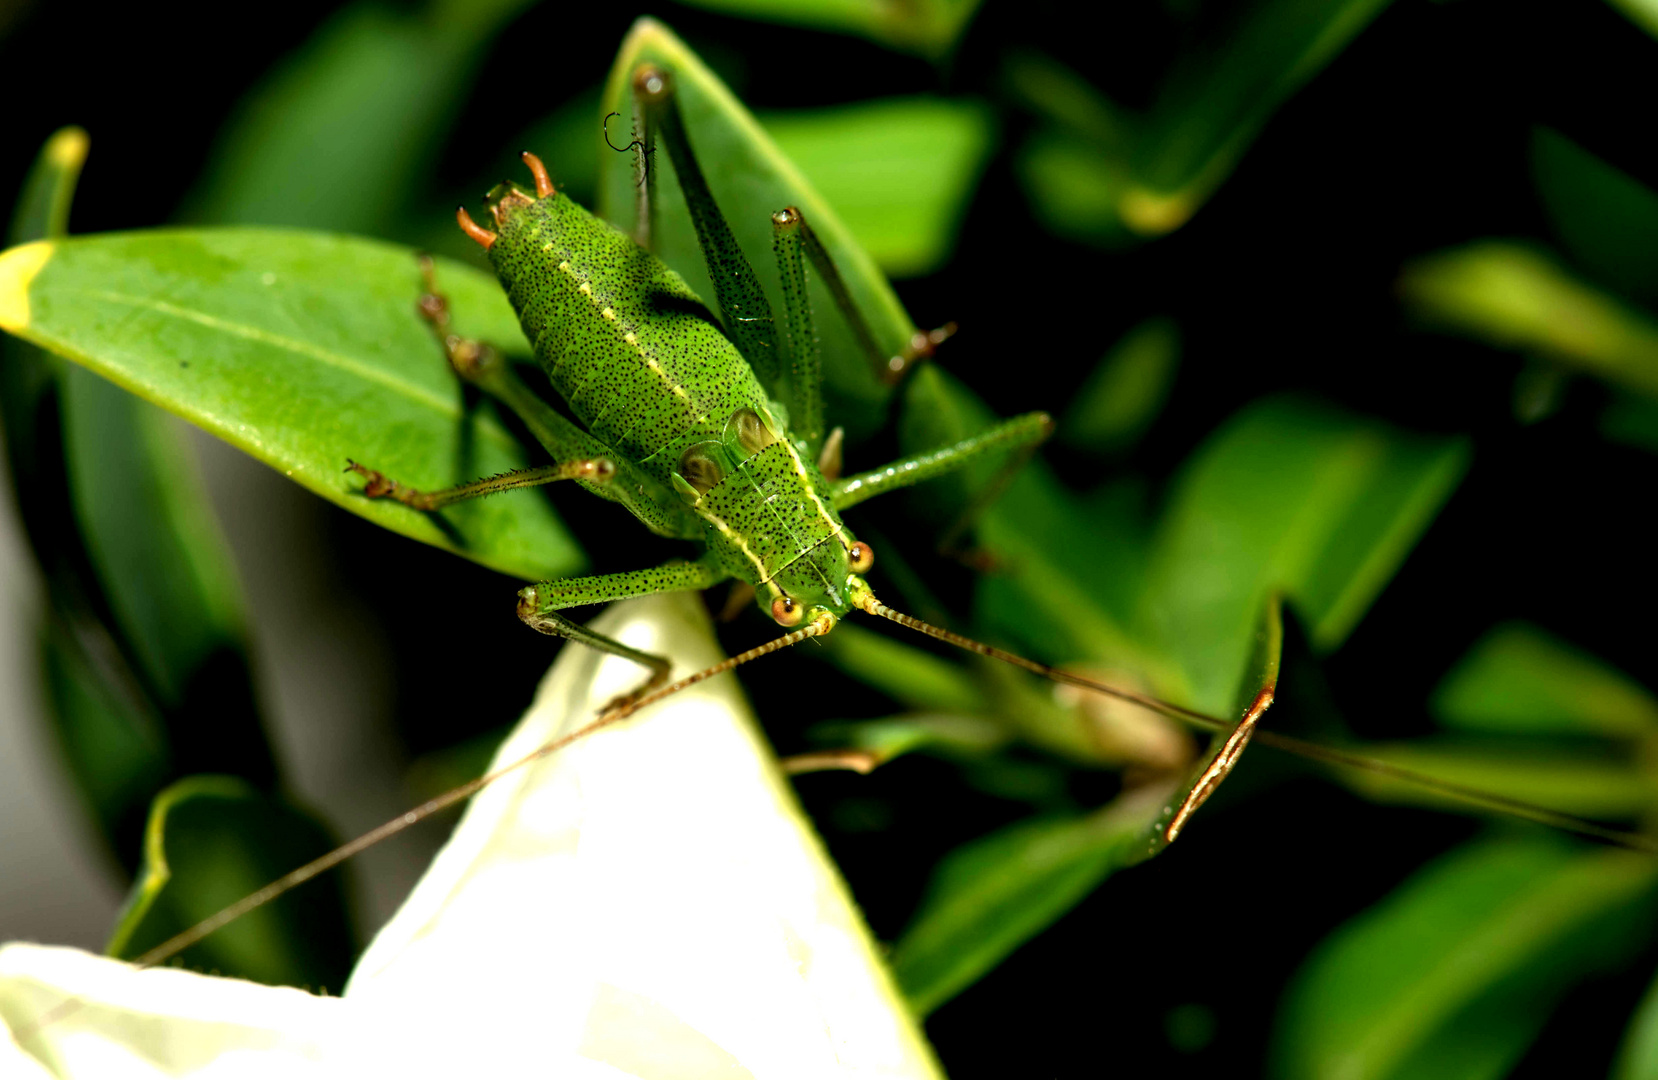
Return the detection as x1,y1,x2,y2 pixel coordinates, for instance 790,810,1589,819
771,206,824,455
631,65,784,396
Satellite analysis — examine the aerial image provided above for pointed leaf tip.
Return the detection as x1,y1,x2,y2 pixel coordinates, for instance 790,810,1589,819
0,241,53,331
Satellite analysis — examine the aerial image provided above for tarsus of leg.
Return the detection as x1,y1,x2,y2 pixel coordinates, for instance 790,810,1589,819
851,590,1658,854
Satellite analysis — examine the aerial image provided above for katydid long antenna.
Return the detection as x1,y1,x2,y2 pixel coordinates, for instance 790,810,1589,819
20,596,1655,1042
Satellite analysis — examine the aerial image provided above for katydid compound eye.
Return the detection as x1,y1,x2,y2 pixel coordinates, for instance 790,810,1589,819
847,541,874,573
771,594,804,626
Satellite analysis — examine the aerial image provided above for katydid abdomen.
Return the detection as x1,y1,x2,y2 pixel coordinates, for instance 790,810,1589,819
482,171,859,624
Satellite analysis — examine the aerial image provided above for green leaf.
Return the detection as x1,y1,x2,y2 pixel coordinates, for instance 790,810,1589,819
1334,739,1658,821
0,228,581,581
2,130,273,868
1607,0,1658,41
1603,389,1658,454
1009,0,1394,241
1272,835,1658,1080
187,0,535,238
1141,396,1468,714
1060,316,1181,454
1432,622,1658,738
598,18,921,434
891,786,1169,1015
1399,241,1658,401
107,776,357,991
762,98,993,278
673,0,984,59
1615,965,1658,1080
816,620,984,714
61,365,252,712
1145,591,1282,858
1531,127,1658,304
1127,0,1395,234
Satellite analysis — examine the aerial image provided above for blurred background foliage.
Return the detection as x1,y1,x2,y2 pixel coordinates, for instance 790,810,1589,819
2,0,1657,1076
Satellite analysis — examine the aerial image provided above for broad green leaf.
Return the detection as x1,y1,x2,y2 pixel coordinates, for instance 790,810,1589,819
675,0,983,59
107,776,356,991
1272,835,1658,1080
1432,622,1658,738
891,785,1170,1015
1060,316,1181,454
1400,241,1658,400
0,229,581,581
1142,396,1468,714
1335,740,1658,821
187,0,535,239
1531,127,1658,304
598,18,921,434
762,98,993,278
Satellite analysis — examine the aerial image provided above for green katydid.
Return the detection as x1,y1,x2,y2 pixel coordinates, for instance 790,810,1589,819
3,47,1650,1016
344,62,1251,841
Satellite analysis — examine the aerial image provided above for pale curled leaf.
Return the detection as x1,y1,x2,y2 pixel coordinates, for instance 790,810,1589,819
2,593,941,1079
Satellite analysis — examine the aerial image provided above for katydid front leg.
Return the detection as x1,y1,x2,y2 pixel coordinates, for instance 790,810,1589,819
517,561,722,713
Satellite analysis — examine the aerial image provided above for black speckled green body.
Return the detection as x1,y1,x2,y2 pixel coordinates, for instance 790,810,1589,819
488,187,857,617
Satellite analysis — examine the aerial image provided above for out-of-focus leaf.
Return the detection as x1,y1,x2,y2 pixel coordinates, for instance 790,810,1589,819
40,619,169,851
1432,622,1658,738
891,784,1170,1015
763,98,993,277
1015,129,1133,247
1002,49,1132,151
809,713,1010,766
1142,396,1468,714
1531,127,1658,304
1335,740,1658,821
188,0,535,238
106,776,355,991
0,229,580,581
674,0,983,59
1603,390,1658,453
817,620,983,714
599,18,920,434
1272,835,1658,1080
1615,965,1658,1080
1400,241,1658,400
1127,0,1394,235
1060,316,1181,454
1607,0,1658,41
2,130,274,868
900,365,1160,677
61,365,250,713
1010,0,1392,242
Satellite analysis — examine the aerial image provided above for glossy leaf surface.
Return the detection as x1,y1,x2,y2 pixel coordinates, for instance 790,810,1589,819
0,229,580,581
